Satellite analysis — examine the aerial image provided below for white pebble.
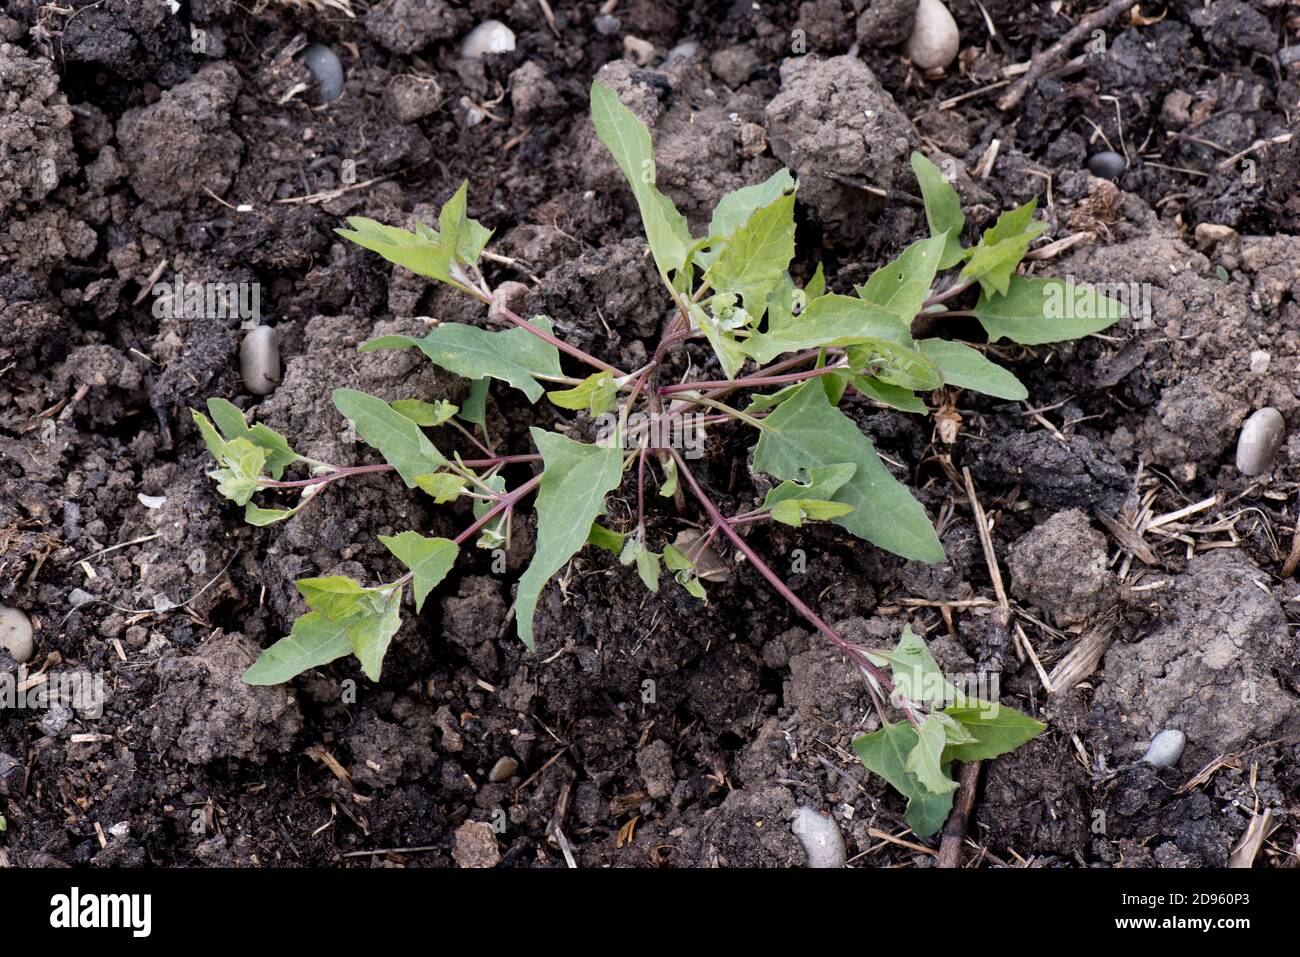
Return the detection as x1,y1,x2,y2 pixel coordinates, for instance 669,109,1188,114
791,806,847,868
904,0,960,71
461,21,516,59
1248,350,1270,374
1141,729,1186,768
1235,407,1285,477
240,325,280,396
0,606,34,664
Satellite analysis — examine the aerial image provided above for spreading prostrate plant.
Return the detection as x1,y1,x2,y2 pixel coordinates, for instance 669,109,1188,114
194,81,1122,836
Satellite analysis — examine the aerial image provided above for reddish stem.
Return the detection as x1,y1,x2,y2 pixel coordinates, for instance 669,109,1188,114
454,471,543,546
489,297,626,378
668,449,892,690
659,363,846,396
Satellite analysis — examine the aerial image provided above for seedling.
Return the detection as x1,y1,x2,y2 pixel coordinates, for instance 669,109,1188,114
194,81,1120,835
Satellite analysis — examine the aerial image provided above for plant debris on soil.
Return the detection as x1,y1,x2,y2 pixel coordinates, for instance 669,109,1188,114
0,0,1297,870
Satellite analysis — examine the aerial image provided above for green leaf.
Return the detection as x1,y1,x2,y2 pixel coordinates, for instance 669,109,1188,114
192,409,227,460
940,703,1047,764
619,533,661,593
703,189,796,320
849,375,928,414
347,585,403,682
688,302,748,379
769,498,855,527
905,716,960,795
243,611,354,685
886,625,965,707
547,372,618,415
471,473,508,549
961,198,1047,297
460,378,489,428
844,338,942,392
971,276,1126,344
414,472,467,503
763,463,856,507
663,544,707,600
361,317,564,403
379,531,458,612
918,339,1028,400
659,456,679,497
742,294,911,365
805,262,826,300
208,437,268,506
752,382,943,562
910,152,966,270
587,522,626,554
332,388,446,487
335,181,491,287
514,428,625,648
295,575,372,619
390,398,458,427
701,168,797,268
205,398,298,479
590,80,692,283
853,721,954,837
856,233,947,325
244,503,300,526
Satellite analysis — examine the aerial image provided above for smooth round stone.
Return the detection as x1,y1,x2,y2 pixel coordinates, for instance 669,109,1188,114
240,325,280,396
1141,729,1186,768
488,757,519,783
302,44,344,102
0,606,35,664
461,21,516,59
791,806,847,868
904,0,960,71
1235,407,1285,476
593,14,620,36
1087,150,1127,179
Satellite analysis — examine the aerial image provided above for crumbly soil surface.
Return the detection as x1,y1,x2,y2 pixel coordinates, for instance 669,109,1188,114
1,0,1298,868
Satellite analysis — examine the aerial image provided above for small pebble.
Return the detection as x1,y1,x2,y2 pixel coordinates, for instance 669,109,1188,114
0,606,34,664
461,20,516,59
0,752,22,797
240,325,281,396
488,756,519,783
593,14,620,36
69,588,95,610
904,0,960,71
791,806,847,868
1249,350,1270,374
1141,729,1186,768
1235,407,1285,476
623,35,657,66
666,41,702,64
1087,150,1127,179
302,44,344,102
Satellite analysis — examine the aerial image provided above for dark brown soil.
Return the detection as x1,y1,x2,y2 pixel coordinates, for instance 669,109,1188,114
1,0,1297,869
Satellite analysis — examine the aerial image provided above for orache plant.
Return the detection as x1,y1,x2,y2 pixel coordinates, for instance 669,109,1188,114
194,81,1121,836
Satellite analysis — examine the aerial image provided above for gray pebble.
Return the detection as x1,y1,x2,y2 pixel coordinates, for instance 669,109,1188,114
303,44,344,102
1087,150,1127,179
240,325,281,396
39,705,72,736
461,20,516,59
791,806,847,868
593,14,620,36
488,756,519,783
1141,729,1186,768
0,752,22,797
1235,407,1285,477
666,41,702,64
0,605,34,664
